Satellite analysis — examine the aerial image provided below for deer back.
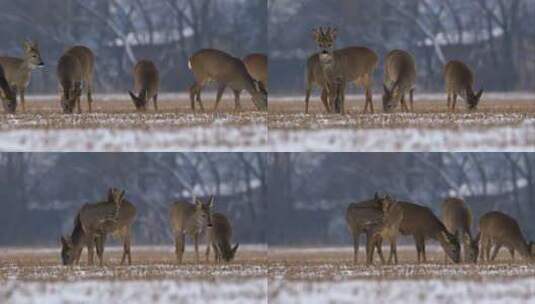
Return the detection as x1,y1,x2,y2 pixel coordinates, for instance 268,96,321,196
441,197,472,237
65,46,94,85
243,53,267,86
444,60,474,93
170,201,206,237
346,198,383,233
398,201,449,238
336,47,378,82
78,198,135,235
384,49,416,90
480,211,531,257
133,60,159,98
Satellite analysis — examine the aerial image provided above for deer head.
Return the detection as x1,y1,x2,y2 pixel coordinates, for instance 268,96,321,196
23,40,45,68
463,232,480,263
382,83,400,113
129,89,148,112
313,27,337,60
195,195,214,227
466,88,483,110
440,230,461,263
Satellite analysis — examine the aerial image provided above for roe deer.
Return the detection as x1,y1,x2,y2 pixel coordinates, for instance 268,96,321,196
243,53,267,92
206,212,239,263
305,27,378,114
441,197,479,263
169,196,214,264
60,188,137,266
444,60,483,111
371,197,404,264
479,211,533,262
57,53,83,114
188,49,267,112
0,40,44,112
128,60,159,111
346,192,390,265
65,46,95,112
0,64,16,113
397,201,461,263
382,50,416,113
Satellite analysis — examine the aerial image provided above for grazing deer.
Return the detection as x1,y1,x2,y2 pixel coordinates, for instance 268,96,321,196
206,213,239,263
243,53,267,92
444,60,483,111
371,197,404,264
61,188,136,266
0,64,16,113
479,211,533,262
346,193,389,265
188,49,267,112
0,40,44,112
382,50,416,113
64,46,95,112
397,201,461,263
128,60,159,111
169,196,214,264
57,53,83,114
305,27,378,114
441,197,479,263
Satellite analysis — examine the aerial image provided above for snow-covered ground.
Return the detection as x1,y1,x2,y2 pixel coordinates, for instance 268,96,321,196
270,278,535,304
1,279,267,304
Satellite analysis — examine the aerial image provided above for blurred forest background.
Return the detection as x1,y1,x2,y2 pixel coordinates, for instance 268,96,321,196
268,153,535,245
0,153,267,246
0,0,266,93
269,0,535,94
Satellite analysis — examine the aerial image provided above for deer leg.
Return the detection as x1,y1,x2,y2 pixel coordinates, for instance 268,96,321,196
409,88,414,112
376,238,386,264
400,94,408,112
87,235,95,266
352,232,360,264
213,84,226,111
97,234,106,267
76,95,82,114
392,239,398,265
175,233,185,264
365,231,374,265
233,89,242,112
509,248,515,260
365,85,374,114
452,93,458,112
447,92,451,110
194,234,200,263
339,81,346,115
205,242,211,263
415,235,422,263
491,244,502,261
304,86,312,114
485,239,492,261
20,88,25,112
320,89,330,113
153,94,158,111
189,83,197,111
421,239,427,263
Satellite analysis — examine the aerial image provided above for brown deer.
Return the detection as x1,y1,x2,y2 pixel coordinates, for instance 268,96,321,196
346,193,390,265
0,40,44,112
64,46,95,112
61,188,137,266
371,197,404,264
243,53,267,93
128,60,159,111
444,60,483,111
57,53,83,114
206,212,239,263
382,49,416,113
305,27,378,114
0,64,16,113
188,49,267,112
479,211,533,262
397,201,461,263
169,196,214,264
441,197,479,263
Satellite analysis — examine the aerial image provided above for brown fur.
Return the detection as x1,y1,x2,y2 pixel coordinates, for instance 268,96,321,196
441,197,479,263
382,49,416,113
65,46,95,112
444,60,483,111
207,213,239,263
57,53,83,114
0,64,16,113
243,53,267,91
129,60,159,111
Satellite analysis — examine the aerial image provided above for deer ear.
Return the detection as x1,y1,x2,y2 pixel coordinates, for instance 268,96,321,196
476,89,483,99
128,91,137,101
232,243,239,255
60,236,70,247
208,196,215,208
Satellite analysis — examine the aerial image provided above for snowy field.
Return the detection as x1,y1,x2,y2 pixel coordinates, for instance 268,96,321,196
269,93,535,151
0,94,267,151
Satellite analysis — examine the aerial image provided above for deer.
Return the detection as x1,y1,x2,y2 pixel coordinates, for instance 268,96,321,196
57,52,83,114
169,195,215,264
188,49,267,112
305,26,378,114
243,53,267,93
128,59,159,112
0,64,17,113
370,197,404,264
441,197,479,263
396,201,461,263
64,46,95,113
60,188,137,266
346,193,390,265
479,211,534,262
206,212,239,263
382,49,416,113
444,60,483,111
0,40,44,112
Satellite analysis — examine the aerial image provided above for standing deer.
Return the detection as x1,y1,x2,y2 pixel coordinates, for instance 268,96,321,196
169,196,214,264
243,53,267,93
57,52,83,114
371,197,404,264
444,60,483,111
0,40,44,112
188,49,267,112
305,27,378,114
206,213,239,263
397,201,461,263
382,50,416,113
64,46,95,113
441,197,479,263
128,60,159,111
346,193,389,265
0,64,16,113
479,211,534,262
61,188,137,266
